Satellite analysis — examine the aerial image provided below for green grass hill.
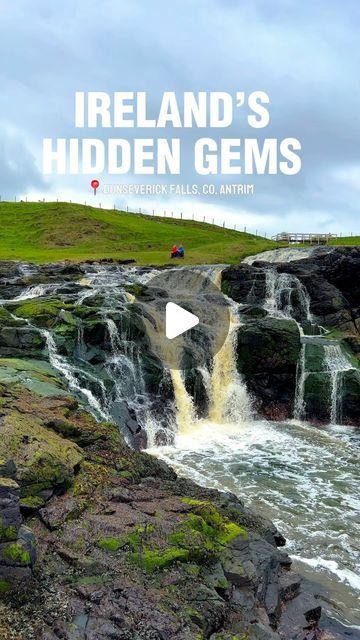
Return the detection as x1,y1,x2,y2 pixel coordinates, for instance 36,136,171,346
0,201,280,265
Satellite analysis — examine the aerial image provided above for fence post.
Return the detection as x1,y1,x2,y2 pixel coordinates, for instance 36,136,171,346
223,221,225,228
234,224,236,230
203,216,205,223
153,209,154,216
171,211,173,217
192,213,194,221
244,226,246,233
164,210,166,217
256,229,257,236
265,232,267,238
127,205,128,212
180,212,183,219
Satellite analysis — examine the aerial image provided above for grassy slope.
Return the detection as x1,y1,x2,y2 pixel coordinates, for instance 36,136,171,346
0,201,280,265
329,236,360,246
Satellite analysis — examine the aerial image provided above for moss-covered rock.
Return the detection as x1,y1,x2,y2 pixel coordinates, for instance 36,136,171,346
5,299,75,329
126,500,247,573
303,372,331,422
341,369,360,424
237,318,301,420
0,411,83,500
0,308,26,328
0,358,68,397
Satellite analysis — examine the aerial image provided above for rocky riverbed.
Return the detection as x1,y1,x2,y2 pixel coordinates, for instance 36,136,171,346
0,250,359,639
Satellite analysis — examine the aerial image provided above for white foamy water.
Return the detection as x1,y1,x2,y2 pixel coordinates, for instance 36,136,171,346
150,418,360,627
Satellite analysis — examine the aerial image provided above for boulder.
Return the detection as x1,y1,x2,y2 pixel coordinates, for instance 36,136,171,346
0,410,83,502
237,318,301,420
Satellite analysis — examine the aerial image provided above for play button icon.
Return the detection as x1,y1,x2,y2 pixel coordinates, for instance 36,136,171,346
132,268,231,370
166,302,199,340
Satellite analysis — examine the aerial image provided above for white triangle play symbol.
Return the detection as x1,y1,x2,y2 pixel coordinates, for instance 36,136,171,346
166,302,199,340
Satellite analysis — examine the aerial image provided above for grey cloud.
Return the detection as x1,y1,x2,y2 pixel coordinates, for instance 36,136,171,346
0,132,47,198
0,0,359,233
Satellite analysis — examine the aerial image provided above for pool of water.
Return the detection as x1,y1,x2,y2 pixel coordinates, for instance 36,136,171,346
149,419,360,629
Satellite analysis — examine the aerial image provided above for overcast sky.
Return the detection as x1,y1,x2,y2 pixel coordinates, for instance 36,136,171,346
0,0,359,236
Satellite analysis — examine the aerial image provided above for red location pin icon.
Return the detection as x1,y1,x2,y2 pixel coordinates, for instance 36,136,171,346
91,179,100,195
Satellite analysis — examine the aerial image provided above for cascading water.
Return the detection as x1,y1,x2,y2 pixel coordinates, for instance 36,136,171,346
2,259,359,629
294,344,307,420
207,303,252,424
324,344,355,424
264,268,312,325
41,329,110,420
262,268,356,424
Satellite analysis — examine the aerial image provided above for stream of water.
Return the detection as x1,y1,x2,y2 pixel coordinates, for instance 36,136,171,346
2,260,359,631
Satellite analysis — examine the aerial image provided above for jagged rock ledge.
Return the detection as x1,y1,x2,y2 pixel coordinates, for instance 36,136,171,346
0,360,351,640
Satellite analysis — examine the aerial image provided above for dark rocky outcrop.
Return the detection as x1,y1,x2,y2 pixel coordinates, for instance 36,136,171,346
237,318,301,420
223,247,360,423
0,358,337,640
0,462,36,595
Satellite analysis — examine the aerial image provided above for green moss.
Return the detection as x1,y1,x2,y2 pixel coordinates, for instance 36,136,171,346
98,537,126,552
3,542,31,565
8,299,75,328
0,579,11,593
123,284,145,297
221,280,231,296
19,496,44,510
128,502,247,573
182,499,248,543
0,411,83,500
0,307,26,327
0,522,17,542
129,547,189,572
117,470,133,479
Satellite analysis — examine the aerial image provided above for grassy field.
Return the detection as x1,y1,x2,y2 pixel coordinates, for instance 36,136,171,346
329,236,360,246
0,201,281,265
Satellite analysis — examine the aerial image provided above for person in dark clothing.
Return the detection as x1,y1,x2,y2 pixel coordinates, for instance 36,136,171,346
171,245,178,258
177,245,185,258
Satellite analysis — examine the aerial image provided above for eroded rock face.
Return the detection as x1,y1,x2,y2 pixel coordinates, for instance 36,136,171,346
223,247,360,423
237,318,301,420
0,464,36,593
0,373,332,640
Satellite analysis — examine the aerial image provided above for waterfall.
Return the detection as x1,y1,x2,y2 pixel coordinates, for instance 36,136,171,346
13,283,56,301
42,329,110,420
6,263,255,445
208,304,252,424
264,269,312,324
324,344,354,424
294,344,307,420
104,316,151,423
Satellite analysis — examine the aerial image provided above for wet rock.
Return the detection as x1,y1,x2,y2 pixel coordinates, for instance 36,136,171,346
278,592,321,639
278,572,301,601
0,326,45,356
341,368,360,424
237,318,301,420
